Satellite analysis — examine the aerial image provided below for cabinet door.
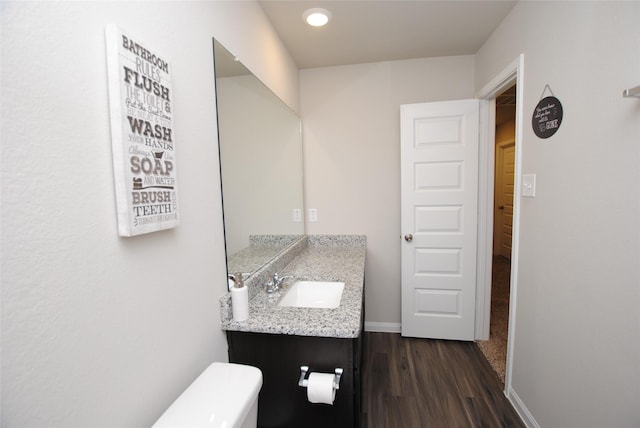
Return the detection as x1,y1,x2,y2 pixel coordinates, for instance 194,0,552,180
227,332,355,428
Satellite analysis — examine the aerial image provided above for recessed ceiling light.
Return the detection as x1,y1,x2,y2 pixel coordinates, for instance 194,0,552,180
303,8,331,27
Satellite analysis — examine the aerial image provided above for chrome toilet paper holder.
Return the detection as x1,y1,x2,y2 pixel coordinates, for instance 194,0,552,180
298,365,343,390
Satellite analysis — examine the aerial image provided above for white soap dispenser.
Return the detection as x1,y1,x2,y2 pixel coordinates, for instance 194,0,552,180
231,272,249,322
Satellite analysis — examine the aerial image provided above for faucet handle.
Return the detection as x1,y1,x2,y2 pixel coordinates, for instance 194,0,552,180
265,279,276,293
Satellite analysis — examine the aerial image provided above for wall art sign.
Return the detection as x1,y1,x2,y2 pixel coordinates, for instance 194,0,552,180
105,25,179,236
532,85,563,139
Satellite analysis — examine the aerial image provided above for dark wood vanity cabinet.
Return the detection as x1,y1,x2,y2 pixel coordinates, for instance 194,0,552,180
227,328,363,428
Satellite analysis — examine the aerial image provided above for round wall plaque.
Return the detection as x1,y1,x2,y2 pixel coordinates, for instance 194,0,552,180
532,96,563,139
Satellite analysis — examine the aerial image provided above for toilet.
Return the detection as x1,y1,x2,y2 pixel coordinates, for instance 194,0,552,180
153,362,262,428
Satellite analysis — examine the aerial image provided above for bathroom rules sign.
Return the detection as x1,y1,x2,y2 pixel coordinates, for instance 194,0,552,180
105,25,179,236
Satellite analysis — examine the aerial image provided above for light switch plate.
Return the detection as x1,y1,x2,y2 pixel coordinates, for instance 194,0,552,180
309,208,318,222
293,209,302,223
522,174,536,198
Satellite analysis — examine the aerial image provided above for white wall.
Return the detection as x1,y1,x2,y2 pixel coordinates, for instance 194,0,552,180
300,56,475,327
0,2,298,427
476,2,640,426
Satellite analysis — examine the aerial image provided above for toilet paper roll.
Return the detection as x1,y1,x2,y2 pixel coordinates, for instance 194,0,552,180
306,372,336,405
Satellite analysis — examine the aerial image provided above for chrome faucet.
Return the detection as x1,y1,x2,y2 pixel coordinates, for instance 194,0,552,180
265,272,294,293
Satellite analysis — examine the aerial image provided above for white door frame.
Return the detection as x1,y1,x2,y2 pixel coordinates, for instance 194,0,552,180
474,54,524,395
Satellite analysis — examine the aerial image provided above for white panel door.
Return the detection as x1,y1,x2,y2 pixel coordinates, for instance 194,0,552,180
400,100,479,340
495,141,515,259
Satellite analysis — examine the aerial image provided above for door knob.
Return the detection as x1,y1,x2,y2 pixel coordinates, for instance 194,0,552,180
404,234,413,242
498,205,505,210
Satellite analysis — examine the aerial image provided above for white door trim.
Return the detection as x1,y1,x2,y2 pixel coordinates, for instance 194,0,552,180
475,54,525,397
474,98,496,341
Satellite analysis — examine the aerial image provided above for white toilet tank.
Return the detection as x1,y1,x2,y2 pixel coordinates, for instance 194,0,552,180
153,362,262,428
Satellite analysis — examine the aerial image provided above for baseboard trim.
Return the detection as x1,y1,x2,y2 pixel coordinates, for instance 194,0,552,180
507,386,539,428
364,322,401,333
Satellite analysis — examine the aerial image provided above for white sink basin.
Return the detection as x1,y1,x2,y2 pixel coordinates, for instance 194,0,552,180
278,281,345,309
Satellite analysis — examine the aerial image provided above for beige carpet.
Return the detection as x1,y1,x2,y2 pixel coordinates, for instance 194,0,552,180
477,256,511,383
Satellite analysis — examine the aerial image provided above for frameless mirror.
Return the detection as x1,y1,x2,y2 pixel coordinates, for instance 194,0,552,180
213,39,304,278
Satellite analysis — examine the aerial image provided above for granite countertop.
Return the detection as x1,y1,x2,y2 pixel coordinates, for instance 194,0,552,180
220,235,366,339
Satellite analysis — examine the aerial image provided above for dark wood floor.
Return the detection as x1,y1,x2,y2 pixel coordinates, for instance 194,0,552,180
362,332,524,428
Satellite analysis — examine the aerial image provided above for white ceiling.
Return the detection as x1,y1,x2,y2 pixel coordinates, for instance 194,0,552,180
258,0,517,69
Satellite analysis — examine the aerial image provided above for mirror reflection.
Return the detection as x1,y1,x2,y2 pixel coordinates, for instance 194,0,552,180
213,39,304,277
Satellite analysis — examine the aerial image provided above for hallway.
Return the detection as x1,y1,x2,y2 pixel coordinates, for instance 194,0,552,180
477,256,511,383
